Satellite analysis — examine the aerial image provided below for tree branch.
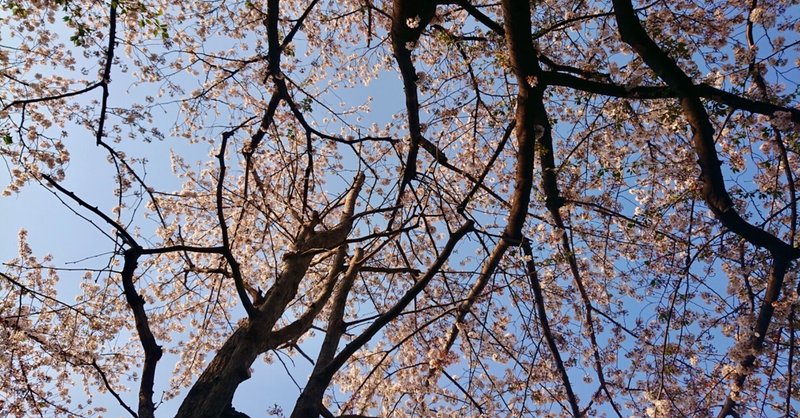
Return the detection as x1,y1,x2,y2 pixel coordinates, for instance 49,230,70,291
216,128,257,317
611,1,798,415
120,250,162,418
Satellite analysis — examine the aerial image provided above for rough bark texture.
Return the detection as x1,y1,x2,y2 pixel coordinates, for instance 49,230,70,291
290,249,363,418
175,175,364,418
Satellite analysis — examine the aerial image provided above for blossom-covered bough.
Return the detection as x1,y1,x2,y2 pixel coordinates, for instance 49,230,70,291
1,0,800,417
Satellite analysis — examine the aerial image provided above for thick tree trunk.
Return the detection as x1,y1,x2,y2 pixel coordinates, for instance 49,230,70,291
175,175,364,418
174,323,265,418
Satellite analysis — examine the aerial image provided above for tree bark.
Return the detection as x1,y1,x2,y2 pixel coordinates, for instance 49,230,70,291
175,175,364,418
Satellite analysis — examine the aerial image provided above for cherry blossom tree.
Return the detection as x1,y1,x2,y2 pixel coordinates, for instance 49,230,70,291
2,0,800,417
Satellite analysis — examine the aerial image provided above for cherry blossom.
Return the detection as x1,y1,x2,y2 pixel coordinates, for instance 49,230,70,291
1,0,800,417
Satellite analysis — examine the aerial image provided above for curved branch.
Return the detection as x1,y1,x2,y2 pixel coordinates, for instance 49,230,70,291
610,1,797,416
96,1,117,145
319,221,474,379
495,0,582,415
120,250,162,418
390,0,437,196
541,71,800,122
216,128,257,317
